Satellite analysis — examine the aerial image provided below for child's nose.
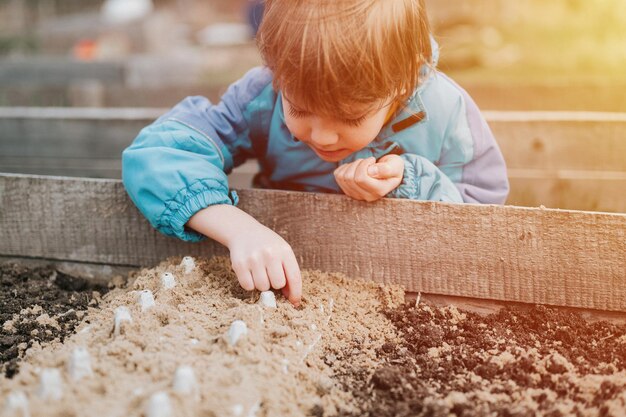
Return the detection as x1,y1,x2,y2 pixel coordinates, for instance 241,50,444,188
310,123,339,147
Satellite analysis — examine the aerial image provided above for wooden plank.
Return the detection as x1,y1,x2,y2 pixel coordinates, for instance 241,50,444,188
2,108,624,169
2,82,626,111
1,109,625,212
0,108,158,159
1,174,624,311
0,58,125,86
507,174,626,213
486,112,626,172
465,83,626,113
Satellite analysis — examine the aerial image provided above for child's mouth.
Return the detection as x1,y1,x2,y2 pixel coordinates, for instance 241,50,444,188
313,147,347,160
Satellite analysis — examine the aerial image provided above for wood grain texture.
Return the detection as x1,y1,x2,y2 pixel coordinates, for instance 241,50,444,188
489,117,626,172
507,175,626,213
1,174,625,311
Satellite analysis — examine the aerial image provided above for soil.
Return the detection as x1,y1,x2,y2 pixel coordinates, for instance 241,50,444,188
0,262,109,378
1,257,625,417
336,303,626,417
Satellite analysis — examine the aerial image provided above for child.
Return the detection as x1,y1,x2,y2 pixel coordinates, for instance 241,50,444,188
122,0,509,307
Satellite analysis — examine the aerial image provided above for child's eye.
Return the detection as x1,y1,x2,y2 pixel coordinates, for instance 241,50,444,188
288,106,309,118
342,115,367,127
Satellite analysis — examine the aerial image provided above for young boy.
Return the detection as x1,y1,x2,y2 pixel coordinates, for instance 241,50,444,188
122,0,509,307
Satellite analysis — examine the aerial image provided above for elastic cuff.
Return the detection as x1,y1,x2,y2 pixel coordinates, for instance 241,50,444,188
388,157,421,199
156,179,235,242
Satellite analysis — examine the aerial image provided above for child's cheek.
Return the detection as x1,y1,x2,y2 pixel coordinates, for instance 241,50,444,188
284,117,307,141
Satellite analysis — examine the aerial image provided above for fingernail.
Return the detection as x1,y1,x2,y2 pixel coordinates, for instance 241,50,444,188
368,166,379,176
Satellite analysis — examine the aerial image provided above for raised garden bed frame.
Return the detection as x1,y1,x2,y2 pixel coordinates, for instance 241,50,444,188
1,173,624,323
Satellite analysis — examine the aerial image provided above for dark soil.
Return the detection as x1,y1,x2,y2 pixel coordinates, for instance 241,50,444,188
0,262,109,378
336,304,626,417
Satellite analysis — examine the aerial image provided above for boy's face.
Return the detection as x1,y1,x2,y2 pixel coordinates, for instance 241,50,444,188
282,95,392,162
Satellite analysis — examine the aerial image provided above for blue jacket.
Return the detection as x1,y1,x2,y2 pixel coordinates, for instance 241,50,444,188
123,57,509,242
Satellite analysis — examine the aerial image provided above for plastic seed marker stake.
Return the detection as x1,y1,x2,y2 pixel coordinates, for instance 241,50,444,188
258,291,277,308
3,391,30,417
160,272,176,289
227,320,248,346
67,347,93,381
146,392,172,417
137,290,156,312
113,306,132,336
37,369,63,401
180,256,195,274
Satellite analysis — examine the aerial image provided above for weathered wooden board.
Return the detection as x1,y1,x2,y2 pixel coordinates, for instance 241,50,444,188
465,83,626,113
485,111,626,171
1,109,625,212
507,174,626,213
3,109,624,165
1,174,624,311
0,58,124,86
2,83,626,111
0,107,160,159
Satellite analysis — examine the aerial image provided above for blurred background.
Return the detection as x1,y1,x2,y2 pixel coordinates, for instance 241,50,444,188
1,0,625,108
1,0,625,212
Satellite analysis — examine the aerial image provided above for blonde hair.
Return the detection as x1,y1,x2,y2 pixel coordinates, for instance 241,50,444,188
257,0,432,119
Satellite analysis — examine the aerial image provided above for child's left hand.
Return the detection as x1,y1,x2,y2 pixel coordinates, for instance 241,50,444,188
334,155,404,202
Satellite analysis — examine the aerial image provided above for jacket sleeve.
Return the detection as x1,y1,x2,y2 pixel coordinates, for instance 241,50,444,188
388,154,464,202
438,75,509,204
122,67,272,242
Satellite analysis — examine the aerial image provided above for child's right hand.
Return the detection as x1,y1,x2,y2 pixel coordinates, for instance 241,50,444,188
228,222,302,307
187,205,302,306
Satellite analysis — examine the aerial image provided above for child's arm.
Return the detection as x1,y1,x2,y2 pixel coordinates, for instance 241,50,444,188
122,67,302,305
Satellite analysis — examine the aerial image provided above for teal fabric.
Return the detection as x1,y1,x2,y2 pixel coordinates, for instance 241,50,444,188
122,43,508,241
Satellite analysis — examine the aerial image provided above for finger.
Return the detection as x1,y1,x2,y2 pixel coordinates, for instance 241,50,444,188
352,158,383,201
231,260,254,291
333,163,351,196
341,159,366,200
369,155,404,179
368,162,396,179
251,258,271,292
266,259,287,290
283,253,302,306
354,157,379,190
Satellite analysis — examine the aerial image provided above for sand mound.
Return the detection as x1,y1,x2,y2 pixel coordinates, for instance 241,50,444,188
0,257,403,417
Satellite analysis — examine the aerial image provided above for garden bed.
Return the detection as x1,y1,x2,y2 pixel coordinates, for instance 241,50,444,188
2,257,625,417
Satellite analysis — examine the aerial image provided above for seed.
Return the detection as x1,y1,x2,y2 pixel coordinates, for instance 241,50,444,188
3,391,29,417
258,291,277,308
113,306,132,336
180,257,195,274
137,290,156,312
67,347,92,381
173,366,198,398
37,369,63,401
160,272,176,289
227,320,248,346
145,392,172,417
